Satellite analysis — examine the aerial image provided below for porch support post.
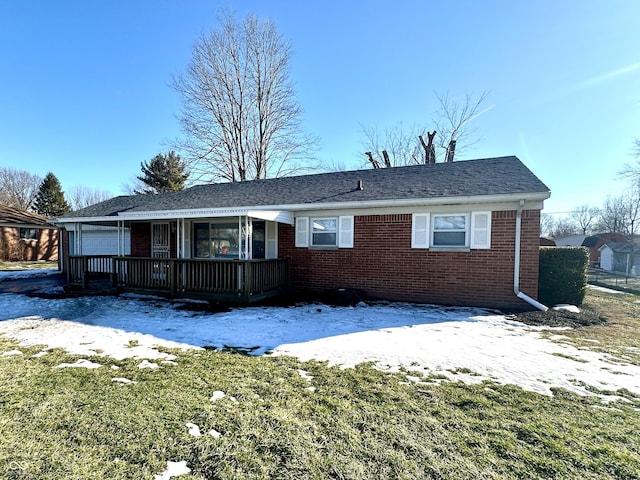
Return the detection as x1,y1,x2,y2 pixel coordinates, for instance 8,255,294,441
117,220,122,257
73,222,83,256
245,216,250,260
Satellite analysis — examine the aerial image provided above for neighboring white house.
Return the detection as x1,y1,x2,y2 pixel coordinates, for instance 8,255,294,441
598,242,640,275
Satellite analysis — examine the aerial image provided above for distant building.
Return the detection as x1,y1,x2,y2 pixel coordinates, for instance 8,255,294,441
0,205,59,262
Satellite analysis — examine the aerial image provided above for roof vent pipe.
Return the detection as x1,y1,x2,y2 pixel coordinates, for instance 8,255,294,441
357,180,364,191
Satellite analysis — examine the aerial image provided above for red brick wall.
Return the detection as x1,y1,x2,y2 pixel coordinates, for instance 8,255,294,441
0,226,59,261
130,223,151,257
279,210,541,310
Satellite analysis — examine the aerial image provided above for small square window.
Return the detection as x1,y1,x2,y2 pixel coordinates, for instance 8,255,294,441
311,218,337,246
19,228,38,240
432,215,467,247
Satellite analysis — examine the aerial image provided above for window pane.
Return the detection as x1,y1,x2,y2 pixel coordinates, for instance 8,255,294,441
433,231,466,246
194,223,210,257
312,218,337,232
20,228,37,240
434,215,465,230
211,223,239,258
312,232,337,246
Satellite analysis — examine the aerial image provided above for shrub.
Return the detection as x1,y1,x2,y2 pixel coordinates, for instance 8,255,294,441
538,247,589,306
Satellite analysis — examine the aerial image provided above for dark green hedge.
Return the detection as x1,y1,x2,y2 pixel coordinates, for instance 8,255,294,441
538,247,589,306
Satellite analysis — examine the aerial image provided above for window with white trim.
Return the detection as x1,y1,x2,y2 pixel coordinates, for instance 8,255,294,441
295,215,354,249
312,218,337,246
432,214,468,247
412,212,491,249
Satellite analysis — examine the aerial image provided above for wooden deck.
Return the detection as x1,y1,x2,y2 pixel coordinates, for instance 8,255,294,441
66,256,289,303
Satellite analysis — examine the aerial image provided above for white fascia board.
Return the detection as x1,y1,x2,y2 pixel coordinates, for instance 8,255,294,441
268,192,551,212
117,207,295,225
53,216,121,225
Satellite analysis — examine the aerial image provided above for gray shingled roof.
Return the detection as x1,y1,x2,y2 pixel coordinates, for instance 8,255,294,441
61,156,549,219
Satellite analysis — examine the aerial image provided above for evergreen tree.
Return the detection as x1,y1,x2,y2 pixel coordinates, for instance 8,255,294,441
33,172,71,217
136,151,189,194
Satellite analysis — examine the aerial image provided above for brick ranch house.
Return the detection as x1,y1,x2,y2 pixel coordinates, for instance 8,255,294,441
0,205,59,262
54,156,550,310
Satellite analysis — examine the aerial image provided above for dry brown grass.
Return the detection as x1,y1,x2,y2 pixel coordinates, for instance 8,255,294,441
546,288,640,366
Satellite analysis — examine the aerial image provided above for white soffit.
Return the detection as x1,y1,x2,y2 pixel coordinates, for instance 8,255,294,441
248,210,294,225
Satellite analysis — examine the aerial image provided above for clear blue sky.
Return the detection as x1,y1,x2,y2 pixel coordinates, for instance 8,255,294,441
1,0,638,217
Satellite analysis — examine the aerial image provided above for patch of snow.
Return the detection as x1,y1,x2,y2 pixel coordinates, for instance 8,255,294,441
587,284,630,294
208,429,221,438
210,390,226,402
1,293,640,400
55,359,102,369
0,268,59,281
553,304,580,313
112,377,136,384
185,423,201,436
2,349,23,356
138,360,159,369
154,461,191,480
297,369,313,381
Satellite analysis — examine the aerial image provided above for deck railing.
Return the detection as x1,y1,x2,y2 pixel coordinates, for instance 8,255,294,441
67,256,289,303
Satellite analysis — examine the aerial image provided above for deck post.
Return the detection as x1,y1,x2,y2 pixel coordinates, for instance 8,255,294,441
110,256,117,287
81,255,89,289
169,260,176,298
243,261,252,303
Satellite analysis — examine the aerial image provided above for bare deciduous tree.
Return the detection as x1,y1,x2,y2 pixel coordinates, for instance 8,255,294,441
549,218,580,238
68,186,113,211
0,167,42,210
540,213,553,237
361,91,492,168
597,195,632,236
172,12,316,183
618,138,640,181
570,204,600,235
361,123,424,168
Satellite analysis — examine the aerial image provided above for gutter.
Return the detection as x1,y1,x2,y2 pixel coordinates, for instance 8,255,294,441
514,200,548,311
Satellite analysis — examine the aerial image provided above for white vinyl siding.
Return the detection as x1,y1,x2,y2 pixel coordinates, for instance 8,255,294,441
295,215,354,249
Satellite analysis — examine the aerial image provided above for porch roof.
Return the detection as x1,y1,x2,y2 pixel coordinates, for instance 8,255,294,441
55,156,550,224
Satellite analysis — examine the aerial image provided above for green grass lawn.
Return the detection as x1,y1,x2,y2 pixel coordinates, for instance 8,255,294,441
1,290,639,479
0,261,58,271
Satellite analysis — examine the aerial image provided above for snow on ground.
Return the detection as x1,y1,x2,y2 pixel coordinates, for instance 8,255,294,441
1,290,639,400
0,268,59,281
587,284,630,294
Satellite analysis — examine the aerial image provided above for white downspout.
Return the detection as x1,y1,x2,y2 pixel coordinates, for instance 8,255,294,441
514,200,548,311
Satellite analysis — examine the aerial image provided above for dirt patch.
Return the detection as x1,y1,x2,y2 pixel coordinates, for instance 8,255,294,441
513,304,606,329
